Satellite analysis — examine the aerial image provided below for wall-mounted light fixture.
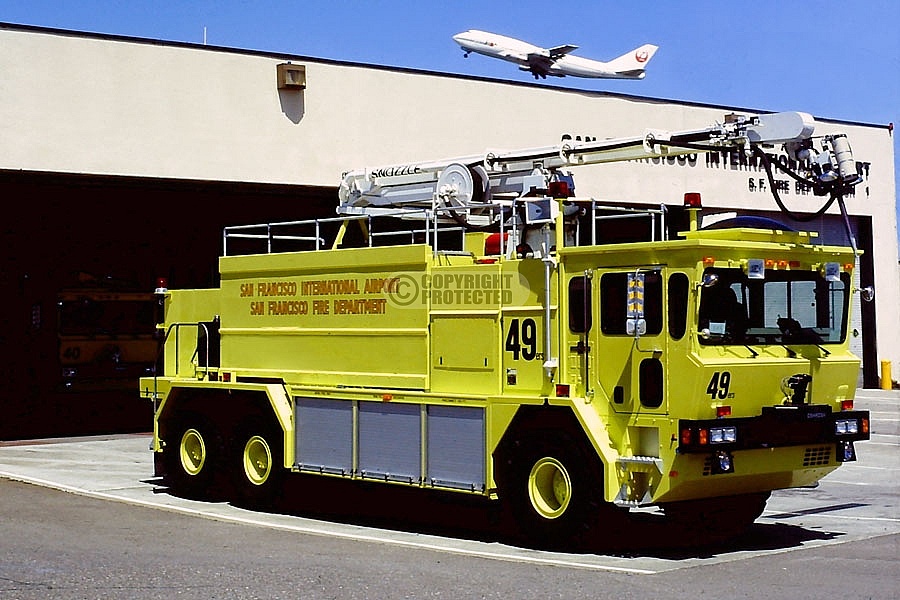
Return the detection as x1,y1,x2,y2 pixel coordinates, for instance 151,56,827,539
276,63,306,90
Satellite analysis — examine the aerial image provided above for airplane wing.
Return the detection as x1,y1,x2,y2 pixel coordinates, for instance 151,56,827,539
548,44,578,59
525,52,555,78
523,43,579,78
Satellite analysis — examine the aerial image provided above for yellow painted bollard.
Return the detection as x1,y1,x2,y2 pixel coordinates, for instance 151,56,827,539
881,360,893,390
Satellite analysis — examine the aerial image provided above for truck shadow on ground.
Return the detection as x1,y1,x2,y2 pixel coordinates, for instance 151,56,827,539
160,472,843,559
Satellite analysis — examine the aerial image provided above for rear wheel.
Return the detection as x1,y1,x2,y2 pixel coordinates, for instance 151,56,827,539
164,413,221,499
230,419,285,508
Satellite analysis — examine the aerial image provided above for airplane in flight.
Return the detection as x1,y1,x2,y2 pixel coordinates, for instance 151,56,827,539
452,29,658,80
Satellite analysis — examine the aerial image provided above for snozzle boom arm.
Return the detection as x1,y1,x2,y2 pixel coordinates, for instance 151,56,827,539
338,111,855,224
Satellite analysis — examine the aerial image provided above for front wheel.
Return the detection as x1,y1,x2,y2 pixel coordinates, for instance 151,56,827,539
501,432,620,549
230,419,285,508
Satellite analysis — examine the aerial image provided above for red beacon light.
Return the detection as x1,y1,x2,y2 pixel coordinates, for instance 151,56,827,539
484,232,508,256
685,193,703,231
548,180,572,198
684,192,703,208
154,277,168,295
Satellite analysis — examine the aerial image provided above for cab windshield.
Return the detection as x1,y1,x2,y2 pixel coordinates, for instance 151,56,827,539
698,268,850,346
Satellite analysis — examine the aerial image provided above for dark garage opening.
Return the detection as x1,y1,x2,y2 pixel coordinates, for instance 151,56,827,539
0,169,336,440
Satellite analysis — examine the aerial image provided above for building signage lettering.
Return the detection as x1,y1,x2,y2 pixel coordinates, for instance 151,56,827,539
560,133,872,198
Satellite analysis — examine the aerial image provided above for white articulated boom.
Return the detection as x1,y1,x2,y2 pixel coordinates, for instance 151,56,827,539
338,111,858,229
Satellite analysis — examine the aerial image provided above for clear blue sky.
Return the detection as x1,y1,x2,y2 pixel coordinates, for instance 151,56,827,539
3,0,898,235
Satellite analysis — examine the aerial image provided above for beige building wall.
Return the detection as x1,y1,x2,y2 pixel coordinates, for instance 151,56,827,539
2,25,897,379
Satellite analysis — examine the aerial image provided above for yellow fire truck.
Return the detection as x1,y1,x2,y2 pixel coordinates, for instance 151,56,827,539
58,273,158,392
140,111,870,548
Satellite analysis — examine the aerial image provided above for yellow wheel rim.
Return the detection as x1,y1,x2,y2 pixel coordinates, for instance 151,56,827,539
179,428,206,476
528,457,572,519
243,435,273,486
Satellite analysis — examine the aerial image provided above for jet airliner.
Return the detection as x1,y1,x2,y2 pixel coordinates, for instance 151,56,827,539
452,29,658,80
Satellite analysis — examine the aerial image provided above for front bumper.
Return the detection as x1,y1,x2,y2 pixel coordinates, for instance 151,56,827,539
678,404,870,456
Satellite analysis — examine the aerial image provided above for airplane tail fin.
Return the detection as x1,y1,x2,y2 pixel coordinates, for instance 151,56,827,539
605,44,658,78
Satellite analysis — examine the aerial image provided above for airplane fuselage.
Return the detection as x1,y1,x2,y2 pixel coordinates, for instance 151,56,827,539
547,55,643,79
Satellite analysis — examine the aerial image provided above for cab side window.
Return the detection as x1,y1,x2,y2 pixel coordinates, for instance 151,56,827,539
568,275,592,333
668,272,689,340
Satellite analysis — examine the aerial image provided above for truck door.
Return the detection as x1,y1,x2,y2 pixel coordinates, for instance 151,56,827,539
594,268,668,414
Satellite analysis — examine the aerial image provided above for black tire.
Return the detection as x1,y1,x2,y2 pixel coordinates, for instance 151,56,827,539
500,431,617,550
230,418,285,509
662,492,770,546
164,412,222,499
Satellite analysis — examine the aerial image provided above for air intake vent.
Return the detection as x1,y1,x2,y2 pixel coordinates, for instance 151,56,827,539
803,446,832,467
702,455,714,476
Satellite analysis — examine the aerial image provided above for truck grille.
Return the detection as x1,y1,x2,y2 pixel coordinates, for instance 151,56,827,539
803,446,832,467
698,445,833,475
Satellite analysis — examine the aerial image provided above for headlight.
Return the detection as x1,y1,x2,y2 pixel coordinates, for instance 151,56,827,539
709,426,737,444
835,419,859,435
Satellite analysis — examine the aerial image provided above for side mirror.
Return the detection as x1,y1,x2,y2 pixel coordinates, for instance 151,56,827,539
859,286,875,303
701,273,719,288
